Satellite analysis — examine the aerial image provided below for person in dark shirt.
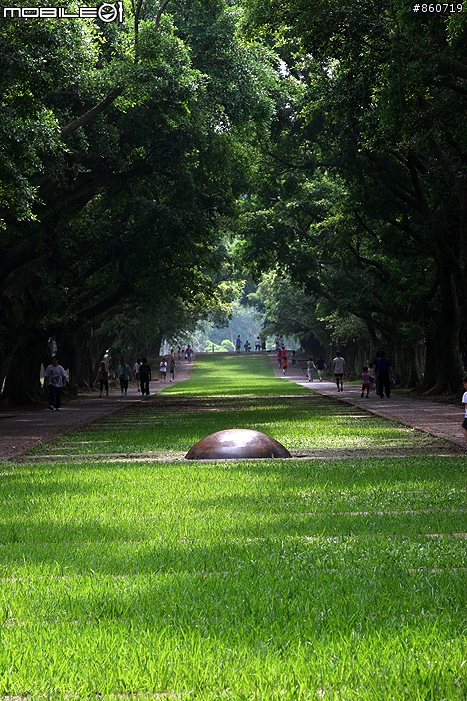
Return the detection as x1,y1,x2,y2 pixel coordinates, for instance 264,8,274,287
376,351,393,398
139,358,152,396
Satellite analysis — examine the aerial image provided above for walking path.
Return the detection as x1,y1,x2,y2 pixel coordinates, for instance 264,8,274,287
1,354,466,461
0,361,193,462
271,356,467,450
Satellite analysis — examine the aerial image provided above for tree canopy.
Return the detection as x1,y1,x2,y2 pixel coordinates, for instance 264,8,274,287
1,0,466,403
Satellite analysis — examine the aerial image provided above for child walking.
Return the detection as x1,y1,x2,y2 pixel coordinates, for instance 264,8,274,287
361,366,371,398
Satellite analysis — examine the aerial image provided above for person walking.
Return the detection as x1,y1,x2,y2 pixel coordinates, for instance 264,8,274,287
255,336,261,352
133,359,141,391
235,335,242,353
291,349,297,367
159,359,167,383
376,350,393,398
139,358,151,396
315,356,326,381
332,351,346,392
44,356,67,410
368,362,376,391
461,376,467,443
169,359,176,382
306,358,316,382
282,353,288,375
117,358,132,396
361,366,371,398
95,361,109,397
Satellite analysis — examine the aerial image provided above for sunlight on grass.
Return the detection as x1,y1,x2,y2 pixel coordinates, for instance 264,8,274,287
1,355,467,698
29,355,448,456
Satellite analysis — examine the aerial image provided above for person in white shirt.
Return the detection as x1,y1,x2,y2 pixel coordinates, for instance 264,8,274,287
44,356,67,410
331,352,346,392
133,359,141,391
160,360,167,383
461,376,467,442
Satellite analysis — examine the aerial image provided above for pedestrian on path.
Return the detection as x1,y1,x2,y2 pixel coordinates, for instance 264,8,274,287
376,350,393,399
307,358,316,382
282,354,288,375
368,363,376,391
117,358,132,396
133,359,141,391
44,356,67,410
315,356,326,381
169,359,175,382
160,359,167,383
361,366,371,398
236,335,242,352
462,376,467,442
96,361,109,397
139,358,151,396
332,352,346,392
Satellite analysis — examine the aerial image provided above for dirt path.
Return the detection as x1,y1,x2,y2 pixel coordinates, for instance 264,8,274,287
0,360,193,461
270,354,467,450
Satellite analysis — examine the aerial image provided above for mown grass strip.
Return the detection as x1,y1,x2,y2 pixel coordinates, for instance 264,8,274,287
26,355,454,456
1,355,467,699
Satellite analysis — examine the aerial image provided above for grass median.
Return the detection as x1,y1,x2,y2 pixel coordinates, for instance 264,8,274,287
1,354,466,699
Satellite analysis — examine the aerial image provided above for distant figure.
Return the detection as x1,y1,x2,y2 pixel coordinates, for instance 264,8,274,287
291,349,296,367
361,366,371,398
282,354,288,375
315,356,326,381
169,359,175,382
160,359,167,383
376,350,393,398
277,349,282,368
462,376,467,442
235,335,241,352
117,358,132,396
177,346,182,361
255,336,261,352
133,358,141,391
372,351,381,396
332,352,346,392
139,357,151,396
96,361,109,398
368,363,376,391
186,344,193,363
306,358,316,382
275,336,280,351
244,340,251,352
44,356,67,411
261,338,266,352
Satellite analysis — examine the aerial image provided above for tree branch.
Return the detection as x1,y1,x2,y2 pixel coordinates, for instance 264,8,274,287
156,0,170,27
60,86,123,138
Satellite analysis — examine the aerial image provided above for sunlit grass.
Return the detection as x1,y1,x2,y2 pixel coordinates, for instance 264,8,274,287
29,355,447,456
1,456,467,698
1,354,467,698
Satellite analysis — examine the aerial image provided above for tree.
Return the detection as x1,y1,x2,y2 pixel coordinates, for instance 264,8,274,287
238,0,467,392
0,1,278,404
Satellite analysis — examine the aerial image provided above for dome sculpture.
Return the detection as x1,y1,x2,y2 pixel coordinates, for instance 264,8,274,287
185,428,291,460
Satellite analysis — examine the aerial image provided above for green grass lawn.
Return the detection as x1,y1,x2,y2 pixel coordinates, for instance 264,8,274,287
29,355,448,457
1,354,467,699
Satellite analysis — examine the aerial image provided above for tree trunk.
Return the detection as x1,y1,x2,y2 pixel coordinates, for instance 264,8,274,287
423,265,463,394
2,332,46,406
